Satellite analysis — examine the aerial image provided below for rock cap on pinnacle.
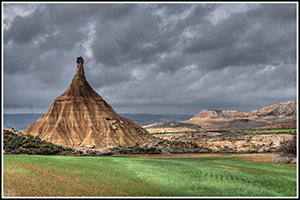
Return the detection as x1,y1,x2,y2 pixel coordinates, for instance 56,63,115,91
55,56,101,101
76,56,84,64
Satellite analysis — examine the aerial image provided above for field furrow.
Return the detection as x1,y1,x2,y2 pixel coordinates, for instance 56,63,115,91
3,154,297,197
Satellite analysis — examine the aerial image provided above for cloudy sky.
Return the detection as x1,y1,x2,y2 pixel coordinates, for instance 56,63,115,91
2,2,297,115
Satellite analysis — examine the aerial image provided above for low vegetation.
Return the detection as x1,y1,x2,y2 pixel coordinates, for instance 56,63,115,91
3,154,297,197
147,122,201,129
92,139,210,155
274,136,297,164
243,129,296,133
3,128,297,196
3,129,81,155
3,129,209,156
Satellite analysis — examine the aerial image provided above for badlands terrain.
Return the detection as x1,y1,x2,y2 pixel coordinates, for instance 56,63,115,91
4,100,297,156
141,100,297,155
16,57,297,156
23,57,151,148
144,100,296,133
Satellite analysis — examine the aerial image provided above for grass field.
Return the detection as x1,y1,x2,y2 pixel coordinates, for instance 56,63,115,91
3,153,297,197
243,129,296,133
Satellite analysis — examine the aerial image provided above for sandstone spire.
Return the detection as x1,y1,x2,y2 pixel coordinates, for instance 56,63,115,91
23,57,151,148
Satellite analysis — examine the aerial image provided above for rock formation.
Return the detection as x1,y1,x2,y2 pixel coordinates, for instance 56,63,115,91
144,101,297,132
190,101,297,120
151,130,296,154
23,57,151,148
184,100,297,130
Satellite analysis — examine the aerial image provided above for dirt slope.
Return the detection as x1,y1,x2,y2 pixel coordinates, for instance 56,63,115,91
23,58,151,148
144,101,297,132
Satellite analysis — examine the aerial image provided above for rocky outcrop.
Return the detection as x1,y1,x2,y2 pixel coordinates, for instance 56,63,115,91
248,101,296,117
143,101,296,133
191,109,247,119
143,122,201,133
190,101,296,120
4,128,297,156
259,122,297,130
152,130,296,153
184,101,297,130
23,57,152,148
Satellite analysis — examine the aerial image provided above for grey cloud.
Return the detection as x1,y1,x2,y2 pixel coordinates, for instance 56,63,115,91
257,3,297,21
184,12,249,53
184,4,296,71
4,6,48,44
154,53,187,74
3,3,297,115
86,65,132,89
91,5,162,67
91,4,216,69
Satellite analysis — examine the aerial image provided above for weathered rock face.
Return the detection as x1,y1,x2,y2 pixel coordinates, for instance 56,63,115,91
185,101,297,130
248,101,297,117
23,59,151,148
191,101,297,120
191,109,247,119
152,131,296,153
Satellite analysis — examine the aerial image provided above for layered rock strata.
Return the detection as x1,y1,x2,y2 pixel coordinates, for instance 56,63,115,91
184,101,297,130
23,57,151,148
152,130,296,153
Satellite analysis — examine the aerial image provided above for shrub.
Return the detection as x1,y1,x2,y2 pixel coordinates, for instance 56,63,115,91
119,149,127,154
4,147,11,153
274,136,297,164
27,134,34,139
78,150,83,154
4,143,13,150
135,146,145,152
13,141,23,149
19,148,29,154
27,149,38,155
65,147,73,151
192,143,199,148
39,147,54,155
172,141,185,146
23,142,39,148
278,136,297,156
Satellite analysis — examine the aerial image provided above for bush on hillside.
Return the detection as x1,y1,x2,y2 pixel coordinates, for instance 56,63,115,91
274,136,297,164
278,136,297,156
3,130,75,155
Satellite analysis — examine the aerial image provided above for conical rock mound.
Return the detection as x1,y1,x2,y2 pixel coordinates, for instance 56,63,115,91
23,57,151,148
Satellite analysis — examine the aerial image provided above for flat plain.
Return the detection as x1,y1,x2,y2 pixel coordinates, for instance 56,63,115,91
3,153,297,197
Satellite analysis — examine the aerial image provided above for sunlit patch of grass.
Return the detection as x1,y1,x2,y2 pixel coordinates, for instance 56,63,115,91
243,129,296,133
3,155,164,196
3,154,297,197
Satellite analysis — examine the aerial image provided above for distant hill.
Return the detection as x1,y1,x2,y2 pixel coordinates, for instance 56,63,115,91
190,101,296,120
186,100,297,130
144,101,297,132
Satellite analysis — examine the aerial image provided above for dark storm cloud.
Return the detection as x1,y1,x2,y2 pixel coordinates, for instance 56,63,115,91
91,5,161,67
184,4,296,71
2,2,297,114
91,3,217,68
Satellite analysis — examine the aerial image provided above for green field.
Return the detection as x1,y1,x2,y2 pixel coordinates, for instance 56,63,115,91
243,129,296,133
3,154,297,197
